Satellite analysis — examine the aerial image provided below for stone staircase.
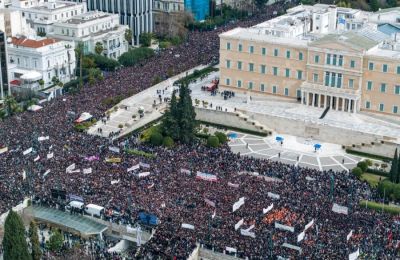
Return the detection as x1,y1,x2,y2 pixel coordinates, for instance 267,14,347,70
235,110,272,135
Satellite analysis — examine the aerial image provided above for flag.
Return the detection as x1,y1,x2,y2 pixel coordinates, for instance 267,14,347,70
43,169,51,178
23,147,33,155
47,152,54,159
66,163,76,173
232,197,245,212
235,218,244,230
228,182,239,188
147,183,154,189
38,136,50,141
180,168,191,175
111,180,120,185
139,162,150,168
263,203,274,214
127,164,140,172
240,229,256,238
0,147,8,154
34,155,40,162
181,223,195,230
196,171,218,182
138,172,151,178
204,198,216,207
22,170,26,180
83,168,92,174
212,210,216,219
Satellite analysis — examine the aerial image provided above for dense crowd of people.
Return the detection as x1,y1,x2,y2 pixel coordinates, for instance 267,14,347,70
0,1,399,259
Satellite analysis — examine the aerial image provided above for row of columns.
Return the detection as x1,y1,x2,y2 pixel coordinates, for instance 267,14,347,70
301,91,357,113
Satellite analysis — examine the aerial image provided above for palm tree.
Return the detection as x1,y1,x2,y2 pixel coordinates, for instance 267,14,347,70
74,42,84,89
4,95,22,116
95,42,104,55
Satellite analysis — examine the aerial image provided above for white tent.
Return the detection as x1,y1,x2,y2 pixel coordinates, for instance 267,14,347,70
75,112,93,123
27,105,43,112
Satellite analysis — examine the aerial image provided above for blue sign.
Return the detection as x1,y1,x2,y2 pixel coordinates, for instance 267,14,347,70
138,212,159,226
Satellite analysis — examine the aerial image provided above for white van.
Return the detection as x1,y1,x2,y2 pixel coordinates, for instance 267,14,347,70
68,200,84,210
85,204,105,217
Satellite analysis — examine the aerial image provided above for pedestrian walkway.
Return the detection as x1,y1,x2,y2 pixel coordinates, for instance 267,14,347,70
229,133,363,172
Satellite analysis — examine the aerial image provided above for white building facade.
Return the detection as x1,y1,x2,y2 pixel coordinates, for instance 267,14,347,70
0,8,34,37
49,11,128,59
9,0,87,35
7,36,76,89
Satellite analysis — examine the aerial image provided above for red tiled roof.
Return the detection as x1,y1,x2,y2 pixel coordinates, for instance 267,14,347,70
11,37,58,48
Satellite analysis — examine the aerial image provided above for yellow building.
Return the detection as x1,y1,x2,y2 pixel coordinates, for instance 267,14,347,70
219,4,400,116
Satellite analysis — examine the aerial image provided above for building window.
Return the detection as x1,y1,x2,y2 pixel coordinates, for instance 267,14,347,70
397,66,400,74
260,84,265,92
237,61,242,70
248,82,253,89
394,106,398,114
350,60,355,68
286,50,290,59
274,49,279,57
325,72,330,86
273,67,278,76
226,78,230,85
331,72,336,87
249,46,254,54
226,42,231,50
338,55,343,66
284,88,289,96
332,54,337,66
262,48,266,55
313,73,318,83
297,89,301,98
379,103,384,112
326,54,331,65
395,85,400,95
297,70,303,80
368,62,374,70
249,63,254,72
285,68,290,78
383,64,388,72
365,101,371,109
348,79,354,88
380,83,386,93
337,74,342,88
238,44,242,52
299,52,303,60
367,81,373,91
314,55,319,63
237,80,242,88
272,86,277,94
261,65,266,74
226,60,231,68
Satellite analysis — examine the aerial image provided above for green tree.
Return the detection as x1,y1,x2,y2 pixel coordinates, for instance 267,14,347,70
162,136,174,148
370,0,379,11
162,90,180,140
125,29,133,45
2,210,30,260
357,161,368,172
4,95,22,116
94,42,104,55
29,221,42,260
75,42,85,88
48,229,64,252
139,32,153,47
118,47,155,67
215,131,228,144
390,149,399,183
176,83,197,143
87,54,120,71
352,167,363,179
207,135,220,147
38,79,45,88
150,131,163,146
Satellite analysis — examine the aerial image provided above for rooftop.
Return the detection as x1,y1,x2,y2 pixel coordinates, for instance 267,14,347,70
11,37,58,48
64,11,112,25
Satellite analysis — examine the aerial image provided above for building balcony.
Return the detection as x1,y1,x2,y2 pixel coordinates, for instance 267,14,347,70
300,82,361,100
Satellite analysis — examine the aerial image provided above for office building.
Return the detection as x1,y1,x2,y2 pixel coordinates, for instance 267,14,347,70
219,4,400,116
184,0,209,21
0,30,9,99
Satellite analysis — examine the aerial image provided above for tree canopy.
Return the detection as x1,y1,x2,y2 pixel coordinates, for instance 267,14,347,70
118,47,155,67
2,210,30,260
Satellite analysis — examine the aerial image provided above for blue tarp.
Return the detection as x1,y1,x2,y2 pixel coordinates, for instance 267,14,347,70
138,212,159,226
228,132,238,139
276,136,284,142
314,144,322,149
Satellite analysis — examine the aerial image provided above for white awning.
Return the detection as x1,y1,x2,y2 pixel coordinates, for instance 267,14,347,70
21,71,42,81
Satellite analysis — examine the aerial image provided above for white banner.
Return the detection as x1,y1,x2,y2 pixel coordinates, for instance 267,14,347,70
263,203,274,214
225,247,237,253
127,164,140,172
349,248,359,260
282,243,302,253
196,171,218,182
228,182,239,188
47,152,54,159
347,230,353,241
240,229,256,238
180,168,191,175
332,203,349,215
111,180,120,185
83,168,92,174
232,197,245,212
139,162,150,168
23,147,33,155
0,147,8,154
275,222,294,233
304,219,314,231
38,136,50,141
34,155,40,162
43,169,51,178
235,218,244,231
138,172,151,178
66,163,76,173
204,198,216,207
22,170,26,180
109,146,120,153
181,223,195,230
305,176,315,181
244,224,255,232
126,225,136,234
267,192,280,200
297,231,305,242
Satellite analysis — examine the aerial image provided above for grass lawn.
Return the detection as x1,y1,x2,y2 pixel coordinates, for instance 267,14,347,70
360,200,400,215
361,173,386,188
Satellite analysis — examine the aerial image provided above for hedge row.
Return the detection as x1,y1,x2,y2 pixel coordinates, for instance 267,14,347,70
365,168,390,177
196,120,268,137
360,200,400,215
345,149,392,162
125,149,156,158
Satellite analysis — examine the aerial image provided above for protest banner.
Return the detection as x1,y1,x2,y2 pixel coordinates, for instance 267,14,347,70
275,222,294,233
196,171,218,182
267,192,280,199
182,223,195,230
332,203,349,215
263,203,274,214
232,197,245,212
235,218,244,231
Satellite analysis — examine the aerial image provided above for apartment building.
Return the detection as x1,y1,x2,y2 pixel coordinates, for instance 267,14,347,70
49,11,128,59
219,4,400,116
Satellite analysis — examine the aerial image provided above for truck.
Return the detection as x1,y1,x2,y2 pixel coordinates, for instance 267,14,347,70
85,204,105,217
66,201,84,212
206,79,219,91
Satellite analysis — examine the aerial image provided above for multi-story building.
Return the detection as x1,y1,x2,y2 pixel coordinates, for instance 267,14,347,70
9,0,87,35
184,0,209,21
49,11,128,59
0,30,9,99
153,0,188,38
219,4,400,117
83,0,153,46
7,36,76,89
0,8,34,37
